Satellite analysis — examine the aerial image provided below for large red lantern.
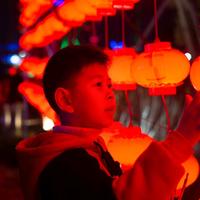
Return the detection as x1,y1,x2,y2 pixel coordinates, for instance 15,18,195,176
101,123,199,191
131,42,190,95
106,48,137,90
190,56,200,91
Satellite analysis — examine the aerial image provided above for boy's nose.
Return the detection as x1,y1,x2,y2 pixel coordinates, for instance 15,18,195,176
107,89,115,100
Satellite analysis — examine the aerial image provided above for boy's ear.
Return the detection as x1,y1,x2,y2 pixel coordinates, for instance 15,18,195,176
55,87,74,113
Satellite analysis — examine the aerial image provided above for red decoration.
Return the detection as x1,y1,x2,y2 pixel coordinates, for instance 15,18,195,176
18,81,59,124
112,0,140,10
106,48,137,90
101,123,199,190
190,56,200,91
20,57,49,78
19,13,70,49
131,42,190,95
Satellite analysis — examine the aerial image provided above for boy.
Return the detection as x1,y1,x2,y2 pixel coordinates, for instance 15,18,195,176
16,45,200,200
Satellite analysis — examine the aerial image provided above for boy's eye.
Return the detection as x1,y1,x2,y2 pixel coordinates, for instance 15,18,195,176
96,82,103,87
108,83,112,88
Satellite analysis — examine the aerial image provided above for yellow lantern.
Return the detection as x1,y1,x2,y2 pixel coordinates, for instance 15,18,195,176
106,48,137,90
131,42,190,95
190,56,200,91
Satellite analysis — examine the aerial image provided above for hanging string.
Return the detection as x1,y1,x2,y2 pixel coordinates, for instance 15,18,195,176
124,90,134,127
104,16,109,49
121,9,126,47
161,95,171,133
153,0,160,42
121,8,134,126
91,21,96,37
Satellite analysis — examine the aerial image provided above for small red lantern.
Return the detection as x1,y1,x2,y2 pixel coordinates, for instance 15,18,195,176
95,0,116,16
106,48,137,90
112,0,140,10
131,42,190,95
190,56,200,91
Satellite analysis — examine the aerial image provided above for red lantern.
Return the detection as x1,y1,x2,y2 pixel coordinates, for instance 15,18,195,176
95,0,116,16
106,48,137,90
190,56,200,91
101,123,199,190
131,42,190,95
20,57,49,78
74,0,97,17
112,0,140,10
19,0,52,27
19,13,70,49
18,81,59,124
56,2,85,26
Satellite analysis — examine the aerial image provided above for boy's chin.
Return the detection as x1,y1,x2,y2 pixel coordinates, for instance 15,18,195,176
97,120,114,129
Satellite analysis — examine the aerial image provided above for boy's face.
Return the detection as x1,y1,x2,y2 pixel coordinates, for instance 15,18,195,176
68,63,116,129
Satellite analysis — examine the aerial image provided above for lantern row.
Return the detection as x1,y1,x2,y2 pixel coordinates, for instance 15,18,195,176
19,0,139,50
19,48,200,94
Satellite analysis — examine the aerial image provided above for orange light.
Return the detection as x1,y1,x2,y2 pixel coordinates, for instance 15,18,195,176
19,13,70,49
57,2,85,26
131,42,190,95
74,0,97,17
19,0,52,27
190,56,200,91
106,48,137,90
18,81,59,124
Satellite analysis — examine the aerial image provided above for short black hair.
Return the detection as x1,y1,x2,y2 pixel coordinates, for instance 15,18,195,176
43,45,110,113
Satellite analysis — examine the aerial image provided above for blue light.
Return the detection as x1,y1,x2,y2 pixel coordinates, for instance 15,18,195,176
6,43,19,51
53,0,64,7
110,40,123,49
0,43,19,51
1,54,22,66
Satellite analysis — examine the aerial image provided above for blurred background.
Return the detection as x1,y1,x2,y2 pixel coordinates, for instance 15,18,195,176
0,0,200,199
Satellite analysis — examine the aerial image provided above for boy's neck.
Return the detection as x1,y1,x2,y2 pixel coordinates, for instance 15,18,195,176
60,113,104,130
53,125,102,138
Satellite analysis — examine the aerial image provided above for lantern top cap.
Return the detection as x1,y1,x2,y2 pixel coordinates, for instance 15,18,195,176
105,47,137,56
144,41,171,52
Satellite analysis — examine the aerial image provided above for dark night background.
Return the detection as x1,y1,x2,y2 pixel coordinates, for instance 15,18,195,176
0,0,200,199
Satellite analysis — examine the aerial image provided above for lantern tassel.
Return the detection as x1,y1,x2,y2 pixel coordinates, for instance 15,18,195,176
161,95,171,133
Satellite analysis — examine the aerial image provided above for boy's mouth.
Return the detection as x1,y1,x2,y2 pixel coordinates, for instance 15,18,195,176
105,106,116,112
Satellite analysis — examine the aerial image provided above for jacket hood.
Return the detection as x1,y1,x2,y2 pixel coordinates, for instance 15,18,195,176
16,126,102,200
